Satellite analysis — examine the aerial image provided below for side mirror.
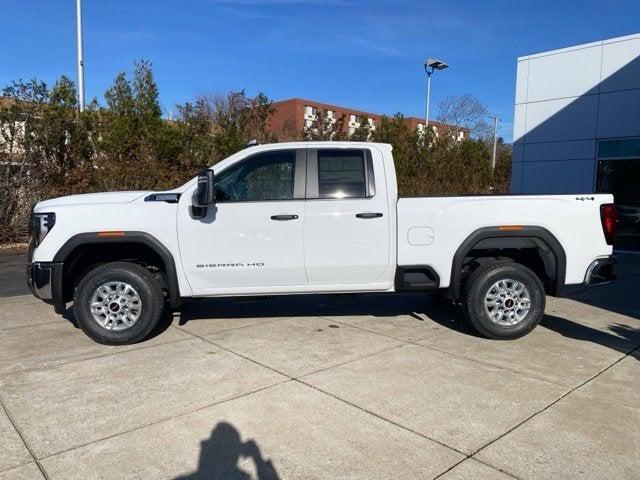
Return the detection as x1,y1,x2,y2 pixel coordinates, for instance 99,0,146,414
195,169,215,207
192,169,214,219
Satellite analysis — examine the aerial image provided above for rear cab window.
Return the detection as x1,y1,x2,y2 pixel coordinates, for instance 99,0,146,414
318,150,366,199
308,148,375,199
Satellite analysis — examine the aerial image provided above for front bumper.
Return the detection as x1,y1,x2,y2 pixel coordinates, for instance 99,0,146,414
584,255,617,286
26,262,66,313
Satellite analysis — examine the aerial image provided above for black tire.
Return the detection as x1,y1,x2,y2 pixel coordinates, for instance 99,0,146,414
462,261,545,340
73,261,165,345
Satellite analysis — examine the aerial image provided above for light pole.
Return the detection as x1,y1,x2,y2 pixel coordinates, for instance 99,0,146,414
76,0,85,112
424,58,448,134
491,115,500,170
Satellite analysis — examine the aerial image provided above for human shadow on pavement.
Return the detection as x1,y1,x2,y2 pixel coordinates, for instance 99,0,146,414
174,422,280,480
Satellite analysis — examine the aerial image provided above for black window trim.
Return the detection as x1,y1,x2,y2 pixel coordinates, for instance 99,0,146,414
213,148,306,203
305,147,376,200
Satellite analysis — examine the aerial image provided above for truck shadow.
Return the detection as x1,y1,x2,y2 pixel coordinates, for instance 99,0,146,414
174,422,280,480
62,303,177,341
562,283,640,321
541,314,640,359
177,292,467,331
176,292,639,360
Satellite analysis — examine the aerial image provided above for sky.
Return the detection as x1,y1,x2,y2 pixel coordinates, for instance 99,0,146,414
1,0,639,139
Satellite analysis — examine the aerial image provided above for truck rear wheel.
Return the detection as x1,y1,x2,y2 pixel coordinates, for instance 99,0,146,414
462,261,545,340
73,262,165,345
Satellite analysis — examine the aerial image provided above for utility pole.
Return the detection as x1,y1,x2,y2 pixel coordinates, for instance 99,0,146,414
76,0,85,112
491,115,500,170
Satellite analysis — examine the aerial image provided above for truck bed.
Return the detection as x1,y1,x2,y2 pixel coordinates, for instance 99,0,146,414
396,194,613,288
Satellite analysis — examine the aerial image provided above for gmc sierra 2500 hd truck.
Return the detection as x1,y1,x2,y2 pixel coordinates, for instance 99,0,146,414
27,142,617,344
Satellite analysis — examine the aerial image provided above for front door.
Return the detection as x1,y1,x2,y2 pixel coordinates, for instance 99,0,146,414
177,149,307,295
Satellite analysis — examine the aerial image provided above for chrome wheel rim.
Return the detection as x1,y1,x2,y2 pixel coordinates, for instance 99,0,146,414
484,278,531,326
89,281,142,331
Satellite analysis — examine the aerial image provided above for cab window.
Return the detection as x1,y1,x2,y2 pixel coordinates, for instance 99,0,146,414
215,151,296,202
317,149,367,199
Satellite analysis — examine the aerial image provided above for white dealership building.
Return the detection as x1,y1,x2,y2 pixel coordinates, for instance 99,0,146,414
511,32,640,249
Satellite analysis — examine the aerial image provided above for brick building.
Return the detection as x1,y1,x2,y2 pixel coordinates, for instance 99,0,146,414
268,98,468,140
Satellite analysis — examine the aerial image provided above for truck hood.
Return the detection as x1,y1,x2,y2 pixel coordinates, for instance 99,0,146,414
35,191,150,210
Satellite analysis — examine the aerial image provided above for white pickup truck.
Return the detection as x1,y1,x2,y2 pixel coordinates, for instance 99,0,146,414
27,141,617,344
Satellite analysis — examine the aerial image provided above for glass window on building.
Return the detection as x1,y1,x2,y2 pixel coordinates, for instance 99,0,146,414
596,138,640,251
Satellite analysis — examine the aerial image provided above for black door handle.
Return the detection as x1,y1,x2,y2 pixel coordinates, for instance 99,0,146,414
356,212,383,219
271,214,299,221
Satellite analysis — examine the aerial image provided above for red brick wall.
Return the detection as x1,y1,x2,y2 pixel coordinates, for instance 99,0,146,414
269,99,305,139
268,98,469,140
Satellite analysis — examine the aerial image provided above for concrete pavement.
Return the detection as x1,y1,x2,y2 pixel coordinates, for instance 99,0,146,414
0,256,638,479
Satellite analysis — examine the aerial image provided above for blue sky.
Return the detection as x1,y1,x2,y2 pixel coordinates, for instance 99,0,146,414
1,0,639,139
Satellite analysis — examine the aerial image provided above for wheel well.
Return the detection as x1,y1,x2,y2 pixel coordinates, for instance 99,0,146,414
461,246,555,294
449,227,566,300
61,243,169,303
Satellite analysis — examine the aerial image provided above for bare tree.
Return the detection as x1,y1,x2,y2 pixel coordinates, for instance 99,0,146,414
177,90,277,159
436,94,491,139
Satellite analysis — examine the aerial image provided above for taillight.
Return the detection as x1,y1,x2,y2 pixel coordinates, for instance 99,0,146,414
600,203,618,246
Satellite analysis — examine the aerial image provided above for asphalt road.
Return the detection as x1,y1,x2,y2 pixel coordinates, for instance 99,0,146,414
0,253,27,298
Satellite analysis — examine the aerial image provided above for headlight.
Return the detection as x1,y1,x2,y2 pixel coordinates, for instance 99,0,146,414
29,212,56,249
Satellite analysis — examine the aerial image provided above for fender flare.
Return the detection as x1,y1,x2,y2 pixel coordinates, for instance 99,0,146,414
54,231,182,308
449,226,566,299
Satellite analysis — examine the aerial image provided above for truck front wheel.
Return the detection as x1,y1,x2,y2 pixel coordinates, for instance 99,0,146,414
73,262,165,345
462,261,545,340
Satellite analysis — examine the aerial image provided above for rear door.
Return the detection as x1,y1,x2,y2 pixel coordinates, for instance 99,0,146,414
303,146,393,289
